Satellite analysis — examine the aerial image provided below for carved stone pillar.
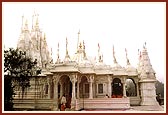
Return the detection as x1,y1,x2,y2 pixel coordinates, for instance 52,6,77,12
47,77,51,99
136,81,140,97
107,75,112,97
89,75,94,99
53,75,60,110
70,74,77,109
77,82,80,99
122,77,127,97
70,75,77,100
59,82,63,98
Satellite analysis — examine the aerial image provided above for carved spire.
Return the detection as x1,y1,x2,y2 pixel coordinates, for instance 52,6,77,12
125,48,130,65
21,15,24,32
44,33,46,41
77,29,80,51
50,48,53,63
140,43,156,79
56,42,60,63
33,10,39,30
24,19,29,31
83,40,86,58
113,45,117,63
143,42,147,49
97,43,103,63
64,37,71,63
65,37,70,58
32,12,34,30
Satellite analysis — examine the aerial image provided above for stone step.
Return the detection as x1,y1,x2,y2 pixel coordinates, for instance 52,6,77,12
78,98,130,110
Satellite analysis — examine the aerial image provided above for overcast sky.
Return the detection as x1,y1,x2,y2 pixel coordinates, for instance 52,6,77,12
2,2,166,82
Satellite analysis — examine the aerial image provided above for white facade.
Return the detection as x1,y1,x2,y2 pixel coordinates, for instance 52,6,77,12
14,13,160,111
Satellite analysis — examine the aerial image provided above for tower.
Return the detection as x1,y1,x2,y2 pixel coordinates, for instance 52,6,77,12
138,43,159,106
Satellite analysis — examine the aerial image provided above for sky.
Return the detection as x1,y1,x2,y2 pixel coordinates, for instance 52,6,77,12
2,2,166,82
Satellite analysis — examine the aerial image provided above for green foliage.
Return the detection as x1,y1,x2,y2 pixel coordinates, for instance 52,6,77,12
155,80,164,98
4,76,14,111
4,48,41,111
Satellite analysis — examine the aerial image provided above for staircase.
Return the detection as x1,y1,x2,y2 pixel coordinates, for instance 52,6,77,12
13,99,53,111
78,97,130,110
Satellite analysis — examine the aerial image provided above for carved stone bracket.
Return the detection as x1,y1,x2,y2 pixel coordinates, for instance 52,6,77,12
88,75,94,83
107,75,112,83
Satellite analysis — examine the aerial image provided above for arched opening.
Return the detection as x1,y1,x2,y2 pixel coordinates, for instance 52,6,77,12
58,75,72,108
125,78,137,97
79,76,89,98
111,78,123,98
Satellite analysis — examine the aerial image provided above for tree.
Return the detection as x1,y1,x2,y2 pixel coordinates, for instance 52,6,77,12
155,80,164,98
4,48,41,111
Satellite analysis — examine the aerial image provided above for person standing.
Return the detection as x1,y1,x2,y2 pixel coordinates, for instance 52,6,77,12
60,94,67,111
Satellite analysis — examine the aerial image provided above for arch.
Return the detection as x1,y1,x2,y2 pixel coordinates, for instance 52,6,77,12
79,76,89,98
125,78,137,97
111,78,123,98
58,75,72,108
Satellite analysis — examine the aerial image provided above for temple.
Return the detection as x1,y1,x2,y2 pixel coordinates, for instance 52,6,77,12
13,12,161,111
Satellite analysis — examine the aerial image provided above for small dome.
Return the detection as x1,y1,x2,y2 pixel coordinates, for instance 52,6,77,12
125,64,137,72
111,63,122,70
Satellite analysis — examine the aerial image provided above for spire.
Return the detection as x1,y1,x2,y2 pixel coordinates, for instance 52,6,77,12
125,48,130,65
143,42,147,49
32,12,34,30
24,19,29,31
56,42,60,63
140,43,155,78
77,29,80,51
98,43,101,62
64,37,71,63
98,43,100,53
65,37,70,58
33,10,39,30
97,43,103,63
50,48,53,63
21,15,24,32
44,33,46,41
83,40,86,58
101,54,103,62
113,45,117,63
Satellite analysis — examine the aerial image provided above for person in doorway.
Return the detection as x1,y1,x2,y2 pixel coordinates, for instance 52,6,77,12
60,94,67,111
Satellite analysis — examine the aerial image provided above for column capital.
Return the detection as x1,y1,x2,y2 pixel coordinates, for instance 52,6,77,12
70,74,77,83
47,77,52,84
53,75,60,84
107,75,111,83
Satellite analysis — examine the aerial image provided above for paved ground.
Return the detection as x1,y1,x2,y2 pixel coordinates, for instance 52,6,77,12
79,105,165,111
127,105,164,111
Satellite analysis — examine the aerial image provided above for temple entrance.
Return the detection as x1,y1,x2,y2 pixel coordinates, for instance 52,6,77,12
112,78,123,98
58,75,72,108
